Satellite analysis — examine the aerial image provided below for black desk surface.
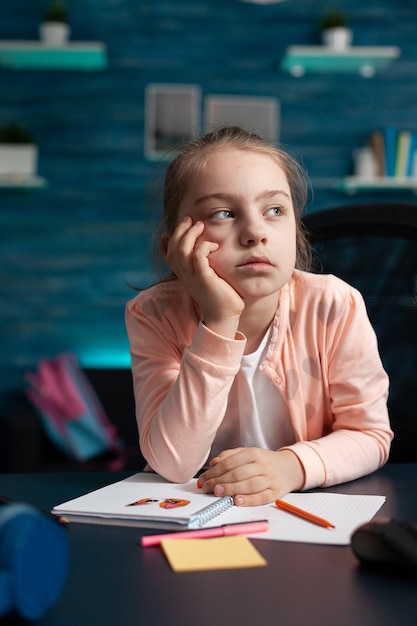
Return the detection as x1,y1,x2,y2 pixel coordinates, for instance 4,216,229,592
1,464,416,626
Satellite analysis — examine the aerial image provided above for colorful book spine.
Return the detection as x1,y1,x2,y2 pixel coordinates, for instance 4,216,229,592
369,127,417,179
395,130,411,178
405,132,417,177
382,125,397,177
371,130,385,177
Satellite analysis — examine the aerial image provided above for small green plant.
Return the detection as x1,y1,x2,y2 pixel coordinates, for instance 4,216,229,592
44,0,68,23
0,123,34,144
320,9,349,30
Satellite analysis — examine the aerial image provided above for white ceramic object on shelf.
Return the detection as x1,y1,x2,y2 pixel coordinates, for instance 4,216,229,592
0,144,38,177
353,147,378,178
39,22,70,46
322,27,353,50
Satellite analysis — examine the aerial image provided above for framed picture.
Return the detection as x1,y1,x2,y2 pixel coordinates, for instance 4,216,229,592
204,95,279,142
144,84,201,160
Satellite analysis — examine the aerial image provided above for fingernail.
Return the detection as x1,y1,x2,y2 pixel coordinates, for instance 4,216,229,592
214,485,225,496
235,495,245,506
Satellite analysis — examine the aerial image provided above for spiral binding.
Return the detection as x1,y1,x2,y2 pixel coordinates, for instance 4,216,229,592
188,496,234,528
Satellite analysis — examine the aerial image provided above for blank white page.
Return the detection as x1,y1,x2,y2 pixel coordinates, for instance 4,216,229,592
206,492,386,545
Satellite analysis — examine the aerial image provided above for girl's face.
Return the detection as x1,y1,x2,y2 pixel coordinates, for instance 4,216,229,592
176,148,297,302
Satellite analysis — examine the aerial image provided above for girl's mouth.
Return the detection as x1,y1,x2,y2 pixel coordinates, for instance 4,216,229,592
237,256,274,271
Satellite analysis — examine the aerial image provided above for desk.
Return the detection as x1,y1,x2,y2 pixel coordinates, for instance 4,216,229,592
1,465,416,626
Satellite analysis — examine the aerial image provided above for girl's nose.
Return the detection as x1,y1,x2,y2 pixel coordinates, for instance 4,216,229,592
239,218,267,246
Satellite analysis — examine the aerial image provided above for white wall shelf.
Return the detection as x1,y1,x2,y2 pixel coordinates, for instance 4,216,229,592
282,46,400,78
0,41,107,70
336,176,417,195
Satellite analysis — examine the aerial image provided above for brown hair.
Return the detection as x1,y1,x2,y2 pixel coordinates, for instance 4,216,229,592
154,126,312,276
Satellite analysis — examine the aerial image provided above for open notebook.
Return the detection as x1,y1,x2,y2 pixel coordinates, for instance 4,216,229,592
52,473,233,529
52,472,386,545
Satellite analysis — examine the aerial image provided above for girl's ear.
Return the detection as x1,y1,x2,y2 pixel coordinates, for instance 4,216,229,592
160,233,170,258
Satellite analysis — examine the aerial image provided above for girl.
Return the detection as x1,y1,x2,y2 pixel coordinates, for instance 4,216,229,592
125,126,392,506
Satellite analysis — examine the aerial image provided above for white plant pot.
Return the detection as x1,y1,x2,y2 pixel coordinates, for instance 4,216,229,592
39,21,70,46
0,144,38,177
322,27,353,50
353,147,378,179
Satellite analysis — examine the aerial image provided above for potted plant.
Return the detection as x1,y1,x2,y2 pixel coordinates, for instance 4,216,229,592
320,9,352,50
0,123,38,178
39,1,70,46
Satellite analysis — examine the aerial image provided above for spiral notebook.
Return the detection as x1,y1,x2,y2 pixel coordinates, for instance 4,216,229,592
52,472,234,529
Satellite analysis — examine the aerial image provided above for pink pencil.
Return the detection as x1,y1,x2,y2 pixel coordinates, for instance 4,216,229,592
141,520,270,547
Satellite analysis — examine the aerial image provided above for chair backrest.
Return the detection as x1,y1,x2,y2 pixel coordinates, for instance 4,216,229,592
303,202,417,463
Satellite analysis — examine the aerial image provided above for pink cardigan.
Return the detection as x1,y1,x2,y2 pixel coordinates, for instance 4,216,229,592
125,270,392,489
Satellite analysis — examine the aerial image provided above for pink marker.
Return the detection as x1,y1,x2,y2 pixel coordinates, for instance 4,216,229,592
141,520,270,547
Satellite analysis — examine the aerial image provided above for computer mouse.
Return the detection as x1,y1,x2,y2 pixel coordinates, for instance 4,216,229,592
351,518,417,574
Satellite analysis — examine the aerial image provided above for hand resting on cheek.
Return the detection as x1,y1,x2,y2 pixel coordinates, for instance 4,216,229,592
163,216,245,340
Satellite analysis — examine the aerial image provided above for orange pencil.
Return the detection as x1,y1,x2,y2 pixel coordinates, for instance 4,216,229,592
275,499,335,529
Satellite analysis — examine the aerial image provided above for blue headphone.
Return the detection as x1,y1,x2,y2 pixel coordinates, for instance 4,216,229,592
0,503,70,621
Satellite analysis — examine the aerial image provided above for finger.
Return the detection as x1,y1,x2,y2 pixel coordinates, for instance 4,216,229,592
165,216,192,252
166,219,204,274
201,456,240,485
193,240,219,272
201,455,260,494
177,220,205,258
209,448,245,465
204,448,249,478
211,476,276,506
232,489,277,507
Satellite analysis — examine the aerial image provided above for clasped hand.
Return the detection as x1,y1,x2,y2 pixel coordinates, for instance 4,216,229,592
198,448,305,506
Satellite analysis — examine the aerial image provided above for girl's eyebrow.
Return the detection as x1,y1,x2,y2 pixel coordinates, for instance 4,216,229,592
193,192,234,206
258,189,291,201
194,189,291,205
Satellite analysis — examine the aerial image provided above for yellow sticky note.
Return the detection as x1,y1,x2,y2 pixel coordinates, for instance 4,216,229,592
161,535,267,572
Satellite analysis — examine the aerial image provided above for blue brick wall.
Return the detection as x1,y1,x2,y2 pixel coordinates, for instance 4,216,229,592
1,0,416,399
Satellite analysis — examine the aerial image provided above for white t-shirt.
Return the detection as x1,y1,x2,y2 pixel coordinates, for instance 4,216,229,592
212,327,294,457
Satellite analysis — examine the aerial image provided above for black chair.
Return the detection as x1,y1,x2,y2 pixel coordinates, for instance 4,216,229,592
303,202,417,463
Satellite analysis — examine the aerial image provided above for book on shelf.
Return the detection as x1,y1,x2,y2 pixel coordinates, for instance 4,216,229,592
382,125,397,177
406,132,417,177
368,127,417,180
395,130,412,177
371,130,385,176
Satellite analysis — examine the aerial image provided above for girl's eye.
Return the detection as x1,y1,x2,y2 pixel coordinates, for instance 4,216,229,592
210,209,234,220
266,206,284,217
